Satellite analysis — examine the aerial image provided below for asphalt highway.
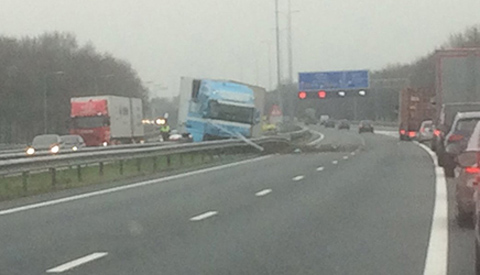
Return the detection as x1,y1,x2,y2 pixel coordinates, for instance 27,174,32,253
0,125,468,274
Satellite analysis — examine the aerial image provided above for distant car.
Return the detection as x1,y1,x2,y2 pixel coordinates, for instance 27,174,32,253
168,130,193,143
442,112,480,177
359,120,374,133
416,120,433,142
338,120,350,130
319,115,330,126
324,119,336,128
60,135,86,151
26,134,63,155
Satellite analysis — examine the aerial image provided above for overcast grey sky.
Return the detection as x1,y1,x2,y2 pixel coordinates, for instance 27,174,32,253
1,0,480,97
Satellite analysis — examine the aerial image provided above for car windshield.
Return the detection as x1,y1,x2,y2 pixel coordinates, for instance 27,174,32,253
60,135,81,144
32,135,58,146
455,118,480,132
208,102,254,124
72,116,109,129
4,2,480,274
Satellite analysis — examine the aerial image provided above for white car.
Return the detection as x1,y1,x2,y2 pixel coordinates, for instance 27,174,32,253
416,120,433,142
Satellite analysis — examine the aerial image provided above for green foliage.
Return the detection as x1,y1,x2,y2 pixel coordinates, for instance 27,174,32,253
0,32,148,143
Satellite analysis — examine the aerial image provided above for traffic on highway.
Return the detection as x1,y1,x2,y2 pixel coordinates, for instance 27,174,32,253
3,1,480,274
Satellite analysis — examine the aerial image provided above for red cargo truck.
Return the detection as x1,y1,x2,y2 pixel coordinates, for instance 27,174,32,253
398,87,435,141
70,96,144,146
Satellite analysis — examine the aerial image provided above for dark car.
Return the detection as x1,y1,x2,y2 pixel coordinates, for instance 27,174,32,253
442,112,480,177
433,103,480,160
60,135,86,151
338,120,350,130
25,134,63,155
455,123,480,273
324,119,336,128
359,120,374,133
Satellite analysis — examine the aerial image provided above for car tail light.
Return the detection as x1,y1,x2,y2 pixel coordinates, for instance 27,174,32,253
448,134,464,142
408,131,416,138
465,166,480,174
434,129,441,136
400,129,406,135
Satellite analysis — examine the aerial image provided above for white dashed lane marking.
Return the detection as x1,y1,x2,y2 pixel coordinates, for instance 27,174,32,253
292,175,305,181
46,252,108,273
255,189,272,197
190,211,218,221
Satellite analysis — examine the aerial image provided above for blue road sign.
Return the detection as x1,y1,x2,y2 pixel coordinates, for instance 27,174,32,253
298,70,369,91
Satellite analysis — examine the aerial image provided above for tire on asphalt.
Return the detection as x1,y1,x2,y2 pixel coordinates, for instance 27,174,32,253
443,155,456,178
476,239,480,275
444,165,455,178
456,205,472,228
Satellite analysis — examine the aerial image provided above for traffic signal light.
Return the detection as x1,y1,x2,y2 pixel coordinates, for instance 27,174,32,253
298,89,368,99
318,90,326,98
298,91,307,99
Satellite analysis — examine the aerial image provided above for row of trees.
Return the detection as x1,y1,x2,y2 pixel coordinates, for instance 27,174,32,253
0,32,148,144
368,25,480,121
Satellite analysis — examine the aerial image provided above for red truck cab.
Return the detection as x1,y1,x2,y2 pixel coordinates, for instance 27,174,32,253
70,99,111,146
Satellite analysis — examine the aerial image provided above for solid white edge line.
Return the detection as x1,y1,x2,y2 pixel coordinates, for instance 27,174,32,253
316,166,324,171
190,211,218,221
306,130,325,146
46,252,108,273
255,189,272,197
292,175,305,181
416,142,448,275
0,155,272,217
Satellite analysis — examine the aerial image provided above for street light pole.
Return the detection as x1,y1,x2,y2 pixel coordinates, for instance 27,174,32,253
274,0,284,116
287,0,293,84
43,71,64,134
261,41,273,90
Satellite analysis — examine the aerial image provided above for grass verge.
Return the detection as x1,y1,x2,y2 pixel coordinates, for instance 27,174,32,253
0,152,256,201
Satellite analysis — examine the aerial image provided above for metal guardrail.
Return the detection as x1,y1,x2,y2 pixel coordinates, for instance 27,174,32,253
0,141,176,161
277,125,309,141
0,127,309,196
0,136,293,178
